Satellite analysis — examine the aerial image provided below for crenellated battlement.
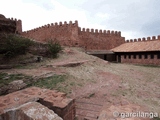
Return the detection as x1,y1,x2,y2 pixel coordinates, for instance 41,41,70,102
3,14,159,65
78,27,121,36
7,17,22,34
7,17,21,22
126,35,160,43
2,13,160,53
23,20,78,33
0,14,22,34
21,19,125,50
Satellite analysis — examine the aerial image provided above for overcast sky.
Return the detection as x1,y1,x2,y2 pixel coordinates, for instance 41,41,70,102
0,0,160,39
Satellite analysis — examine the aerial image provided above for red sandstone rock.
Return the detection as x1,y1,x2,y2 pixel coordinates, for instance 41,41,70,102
0,87,75,120
53,60,89,67
8,80,27,93
1,102,63,120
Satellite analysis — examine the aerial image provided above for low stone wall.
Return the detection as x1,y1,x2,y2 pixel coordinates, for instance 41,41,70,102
1,102,63,120
120,54,160,65
0,87,75,120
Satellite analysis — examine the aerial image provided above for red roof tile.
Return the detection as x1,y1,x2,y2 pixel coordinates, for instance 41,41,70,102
112,40,160,52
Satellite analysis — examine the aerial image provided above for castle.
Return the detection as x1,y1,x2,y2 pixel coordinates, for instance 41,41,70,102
1,14,160,65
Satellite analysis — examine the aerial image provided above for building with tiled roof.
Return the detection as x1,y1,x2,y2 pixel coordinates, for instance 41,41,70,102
1,13,160,65
111,37,160,65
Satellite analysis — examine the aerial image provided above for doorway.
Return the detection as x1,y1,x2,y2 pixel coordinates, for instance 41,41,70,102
117,55,121,63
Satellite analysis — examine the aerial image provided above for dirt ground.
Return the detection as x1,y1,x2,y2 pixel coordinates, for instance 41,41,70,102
1,47,160,119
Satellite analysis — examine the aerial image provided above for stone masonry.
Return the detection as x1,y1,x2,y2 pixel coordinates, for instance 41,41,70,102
21,21,125,50
1,13,160,66
0,87,75,120
1,102,63,120
0,14,22,34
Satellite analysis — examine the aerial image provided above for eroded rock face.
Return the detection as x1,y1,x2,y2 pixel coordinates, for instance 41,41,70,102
0,80,27,95
0,14,16,33
8,80,27,93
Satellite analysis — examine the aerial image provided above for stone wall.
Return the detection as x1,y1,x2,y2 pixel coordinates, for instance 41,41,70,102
1,102,63,120
78,27,125,50
118,53,160,65
0,14,22,34
0,87,76,120
21,21,79,47
21,20,125,50
126,35,160,42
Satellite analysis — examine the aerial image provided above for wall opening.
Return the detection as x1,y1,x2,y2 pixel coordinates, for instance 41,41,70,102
117,55,121,63
90,54,116,62
115,51,160,65
128,55,131,59
145,54,148,59
104,55,107,60
158,54,160,59
151,54,154,59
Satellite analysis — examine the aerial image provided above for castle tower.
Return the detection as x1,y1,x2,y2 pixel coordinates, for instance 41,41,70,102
0,14,22,34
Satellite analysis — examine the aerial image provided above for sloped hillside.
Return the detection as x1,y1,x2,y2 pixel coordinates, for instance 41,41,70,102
0,46,160,120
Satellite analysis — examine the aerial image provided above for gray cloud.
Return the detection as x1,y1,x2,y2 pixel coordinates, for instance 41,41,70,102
20,0,160,39
141,19,160,37
22,0,54,10
75,0,160,39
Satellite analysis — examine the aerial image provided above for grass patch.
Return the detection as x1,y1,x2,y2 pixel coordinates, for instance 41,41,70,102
85,93,95,99
103,93,107,96
28,75,66,89
78,83,83,87
111,89,128,97
56,85,71,94
0,72,31,87
14,64,29,69
153,117,160,120
70,82,75,86
135,64,160,68
88,93,95,98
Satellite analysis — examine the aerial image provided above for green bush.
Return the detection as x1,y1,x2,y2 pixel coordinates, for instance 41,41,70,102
0,34,33,58
47,39,62,58
0,34,62,59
